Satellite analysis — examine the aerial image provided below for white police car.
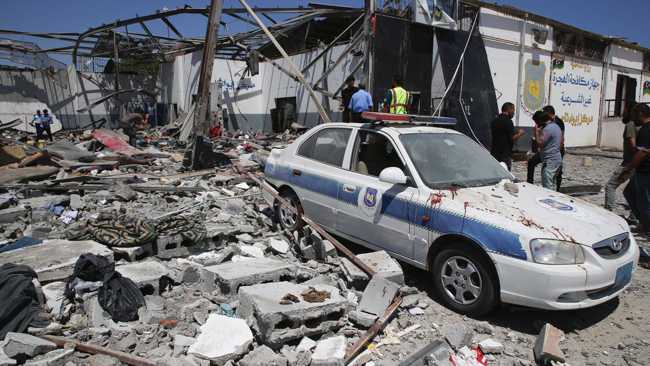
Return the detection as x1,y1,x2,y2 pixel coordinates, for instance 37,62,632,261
263,115,639,316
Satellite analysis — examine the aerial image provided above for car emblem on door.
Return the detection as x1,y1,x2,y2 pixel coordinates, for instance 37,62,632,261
364,188,378,208
610,239,624,252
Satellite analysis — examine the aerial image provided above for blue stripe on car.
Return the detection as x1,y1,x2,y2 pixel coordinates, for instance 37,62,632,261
265,163,526,260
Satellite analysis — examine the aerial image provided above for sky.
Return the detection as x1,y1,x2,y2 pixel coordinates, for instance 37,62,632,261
1,0,649,65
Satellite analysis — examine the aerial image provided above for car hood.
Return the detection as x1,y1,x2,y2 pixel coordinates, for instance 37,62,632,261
444,181,629,247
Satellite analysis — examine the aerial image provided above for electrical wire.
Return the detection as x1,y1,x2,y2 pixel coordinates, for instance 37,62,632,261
433,11,480,117
458,43,485,148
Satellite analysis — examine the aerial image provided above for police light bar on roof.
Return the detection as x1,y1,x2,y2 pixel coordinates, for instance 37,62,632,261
360,112,457,127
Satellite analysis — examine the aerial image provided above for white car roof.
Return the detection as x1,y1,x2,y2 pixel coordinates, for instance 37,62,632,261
320,122,462,136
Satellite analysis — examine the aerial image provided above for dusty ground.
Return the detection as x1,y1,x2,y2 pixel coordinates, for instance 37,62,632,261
358,150,650,366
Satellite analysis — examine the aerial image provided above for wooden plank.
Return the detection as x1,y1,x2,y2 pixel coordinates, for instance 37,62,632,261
345,295,402,363
0,166,59,184
40,335,156,366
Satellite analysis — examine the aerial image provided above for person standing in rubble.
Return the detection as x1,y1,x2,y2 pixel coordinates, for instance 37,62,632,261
30,110,43,141
624,104,650,235
120,113,146,147
340,76,358,123
40,109,54,142
605,101,639,213
490,102,524,170
528,105,565,187
382,76,410,114
348,83,373,122
533,110,563,190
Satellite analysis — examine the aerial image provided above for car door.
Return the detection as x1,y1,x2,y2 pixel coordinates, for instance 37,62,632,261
290,126,353,231
336,129,418,259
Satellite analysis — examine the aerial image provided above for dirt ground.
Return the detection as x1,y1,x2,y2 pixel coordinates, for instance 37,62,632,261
362,151,650,366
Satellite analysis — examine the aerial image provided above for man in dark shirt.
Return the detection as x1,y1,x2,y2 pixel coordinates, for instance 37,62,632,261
528,105,565,186
605,101,638,211
490,102,524,170
623,103,650,234
340,76,358,123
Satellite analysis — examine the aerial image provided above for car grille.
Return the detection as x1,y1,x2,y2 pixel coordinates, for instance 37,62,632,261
592,233,630,259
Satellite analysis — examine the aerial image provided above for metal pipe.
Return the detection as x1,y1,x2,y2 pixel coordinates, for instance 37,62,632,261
515,13,527,127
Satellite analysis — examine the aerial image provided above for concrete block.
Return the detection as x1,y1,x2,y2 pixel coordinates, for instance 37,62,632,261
87,354,121,366
187,314,253,365
19,195,69,210
155,234,192,260
478,338,503,354
311,336,346,366
24,348,74,366
239,245,265,258
340,251,404,289
349,310,377,328
296,337,317,352
0,206,27,223
112,243,153,262
442,324,474,350
280,347,311,366
116,261,172,294
534,323,565,364
41,282,65,317
239,345,287,366
358,275,400,317
0,239,113,283
237,282,349,348
2,333,56,360
204,258,298,294
269,238,289,254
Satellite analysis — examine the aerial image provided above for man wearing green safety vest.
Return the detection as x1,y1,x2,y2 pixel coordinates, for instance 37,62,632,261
382,76,410,114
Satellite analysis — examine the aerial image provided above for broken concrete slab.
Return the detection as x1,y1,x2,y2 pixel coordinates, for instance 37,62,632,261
0,166,59,185
0,206,27,224
296,337,317,352
46,141,96,162
340,251,404,288
269,238,289,254
0,239,113,283
86,354,121,366
310,335,346,366
204,258,298,294
238,345,288,366
187,314,253,365
478,338,503,354
19,195,69,210
112,243,153,262
24,348,74,366
1,333,56,360
41,282,65,316
116,260,172,294
237,281,348,348
69,194,84,210
358,275,400,317
442,323,474,350
155,235,191,260
348,310,377,329
534,323,565,364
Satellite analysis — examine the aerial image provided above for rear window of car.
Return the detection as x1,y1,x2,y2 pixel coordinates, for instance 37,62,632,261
298,128,351,167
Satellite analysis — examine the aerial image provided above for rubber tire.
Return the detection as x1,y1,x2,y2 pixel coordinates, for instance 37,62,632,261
432,243,499,317
275,190,305,232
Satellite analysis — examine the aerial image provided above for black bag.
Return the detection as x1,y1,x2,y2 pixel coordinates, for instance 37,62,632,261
98,273,145,322
0,264,48,338
64,253,115,299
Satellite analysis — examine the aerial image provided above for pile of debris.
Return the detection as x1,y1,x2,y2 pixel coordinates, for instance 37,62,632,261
0,126,565,366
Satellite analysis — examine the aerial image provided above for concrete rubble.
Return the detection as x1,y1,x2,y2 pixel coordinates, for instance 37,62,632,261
0,123,646,366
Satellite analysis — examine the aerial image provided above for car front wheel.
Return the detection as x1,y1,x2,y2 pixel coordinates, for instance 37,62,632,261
432,244,498,317
275,190,304,232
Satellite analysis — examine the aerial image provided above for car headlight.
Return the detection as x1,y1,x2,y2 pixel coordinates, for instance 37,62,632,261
530,239,585,265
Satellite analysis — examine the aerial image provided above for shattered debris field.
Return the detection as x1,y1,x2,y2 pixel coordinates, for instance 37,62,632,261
0,125,648,366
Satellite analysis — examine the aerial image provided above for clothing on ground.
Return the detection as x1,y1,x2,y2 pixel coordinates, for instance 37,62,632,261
622,121,639,166
490,113,515,163
540,122,562,164
0,263,49,338
348,89,373,113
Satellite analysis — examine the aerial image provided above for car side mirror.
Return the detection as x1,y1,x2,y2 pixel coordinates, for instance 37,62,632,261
379,167,408,185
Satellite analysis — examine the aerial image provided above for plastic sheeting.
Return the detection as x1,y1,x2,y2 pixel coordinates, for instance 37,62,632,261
0,263,48,338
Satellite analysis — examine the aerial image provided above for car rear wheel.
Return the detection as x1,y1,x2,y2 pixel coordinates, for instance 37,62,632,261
275,190,304,231
432,244,498,316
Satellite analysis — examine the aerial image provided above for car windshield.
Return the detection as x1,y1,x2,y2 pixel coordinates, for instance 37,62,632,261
399,133,513,188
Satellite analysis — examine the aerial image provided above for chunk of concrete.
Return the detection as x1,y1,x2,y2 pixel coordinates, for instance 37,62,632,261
2,333,56,360
340,251,404,288
187,314,253,365
24,348,74,366
269,238,289,254
112,243,153,262
478,338,503,354
239,245,265,258
0,206,27,224
358,275,400,317
41,282,66,316
239,345,287,366
534,323,565,364
311,336,347,366
349,310,377,328
296,337,317,352
237,281,349,348
86,354,121,366
442,324,474,350
19,195,69,210
69,194,84,210
0,240,113,283
116,261,172,294
155,235,191,260
204,258,297,294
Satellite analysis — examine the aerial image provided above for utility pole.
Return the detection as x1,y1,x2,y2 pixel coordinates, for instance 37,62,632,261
194,0,223,137
364,0,375,94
